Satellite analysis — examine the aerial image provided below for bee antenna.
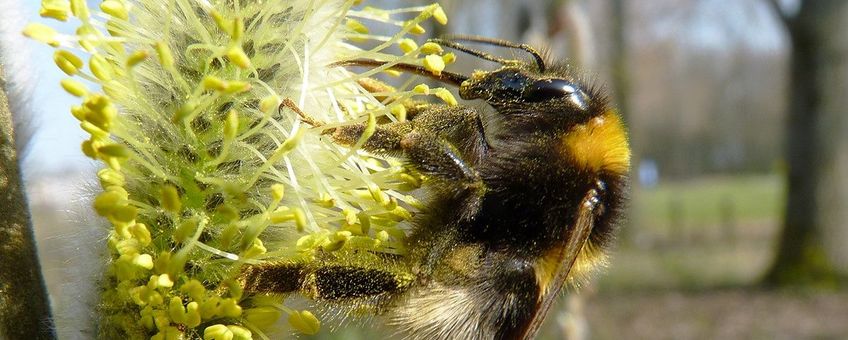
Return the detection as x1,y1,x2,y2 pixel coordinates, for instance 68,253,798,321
434,35,547,72
331,59,469,86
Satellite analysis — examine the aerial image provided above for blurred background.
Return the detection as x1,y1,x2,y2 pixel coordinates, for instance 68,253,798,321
7,0,848,339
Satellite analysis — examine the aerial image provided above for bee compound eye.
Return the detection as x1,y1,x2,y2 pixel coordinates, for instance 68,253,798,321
492,71,526,98
524,79,586,109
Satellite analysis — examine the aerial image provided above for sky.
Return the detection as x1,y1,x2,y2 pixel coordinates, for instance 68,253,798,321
8,0,786,177
12,1,94,176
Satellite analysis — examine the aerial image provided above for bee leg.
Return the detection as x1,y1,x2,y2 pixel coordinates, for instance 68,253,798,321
331,120,413,155
279,98,326,128
333,105,487,156
401,129,487,220
400,131,480,185
240,262,304,294
356,78,429,120
241,262,414,300
405,106,489,160
333,108,485,189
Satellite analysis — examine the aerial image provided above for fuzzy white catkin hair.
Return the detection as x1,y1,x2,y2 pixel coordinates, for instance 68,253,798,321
2,4,104,338
24,0,452,338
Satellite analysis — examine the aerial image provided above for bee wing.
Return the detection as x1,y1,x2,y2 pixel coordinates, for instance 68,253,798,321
520,189,598,340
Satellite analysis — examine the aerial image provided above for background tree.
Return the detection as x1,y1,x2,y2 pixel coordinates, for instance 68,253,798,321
0,64,55,339
763,0,848,286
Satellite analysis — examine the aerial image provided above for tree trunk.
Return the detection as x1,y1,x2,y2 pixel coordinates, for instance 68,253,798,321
0,63,56,338
609,0,629,121
763,0,848,287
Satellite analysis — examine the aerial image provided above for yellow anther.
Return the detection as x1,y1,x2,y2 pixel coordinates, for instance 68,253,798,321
130,223,152,246
398,38,418,54
271,183,285,202
433,88,458,106
224,110,239,139
260,95,280,113
413,83,430,95
76,26,99,51
127,50,149,67
157,274,174,288
409,23,426,35
420,42,443,55
219,298,242,318
346,19,369,34
226,47,251,69
69,0,89,19
100,0,129,20
23,24,60,47
199,297,221,319
376,230,390,243
433,5,449,25
442,52,457,65
231,18,244,42
343,208,359,225
154,42,174,69
203,324,231,340
173,101,196,122
174,219,197,243
244,306,281,329
168,296,187,323
160,184,181,213
179,279,206,301
60,79,88,97
391,104,407,121
54,50,84,75
90,55,113,81
40,0,70,21
132,253,154,270
382,69,402,77
185,302,201,328
202,76,227,92
227,325,252,340
210,11,231,33
223,80,251,94
423,54,445,76
241,239,267,258
97,168,125,187
98,144,130,158
288,310,320,335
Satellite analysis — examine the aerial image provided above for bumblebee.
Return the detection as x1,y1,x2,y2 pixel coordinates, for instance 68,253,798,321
241,35,630,339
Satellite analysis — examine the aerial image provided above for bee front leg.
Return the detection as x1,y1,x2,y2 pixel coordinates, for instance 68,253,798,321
400,130,481,188
333,111,485,193
399,130,487,221
280,98,325,127
331,120,413,155
356,78,429,120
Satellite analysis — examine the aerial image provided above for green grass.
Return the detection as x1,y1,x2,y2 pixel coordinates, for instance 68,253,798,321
631,174,783,228
602,173,785,290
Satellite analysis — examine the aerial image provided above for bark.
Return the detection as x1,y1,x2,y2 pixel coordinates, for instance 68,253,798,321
0,61,56,338
763,0,848,287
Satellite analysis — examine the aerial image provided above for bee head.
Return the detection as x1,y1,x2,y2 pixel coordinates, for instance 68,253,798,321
459,66,605,130
333,36,608,130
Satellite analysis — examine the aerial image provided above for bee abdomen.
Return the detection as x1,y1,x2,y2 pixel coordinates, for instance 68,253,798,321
390,253,540,340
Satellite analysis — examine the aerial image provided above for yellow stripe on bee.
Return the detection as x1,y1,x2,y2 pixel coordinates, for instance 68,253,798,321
561,109,631,175
533,242,608,297
533,249,560,296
